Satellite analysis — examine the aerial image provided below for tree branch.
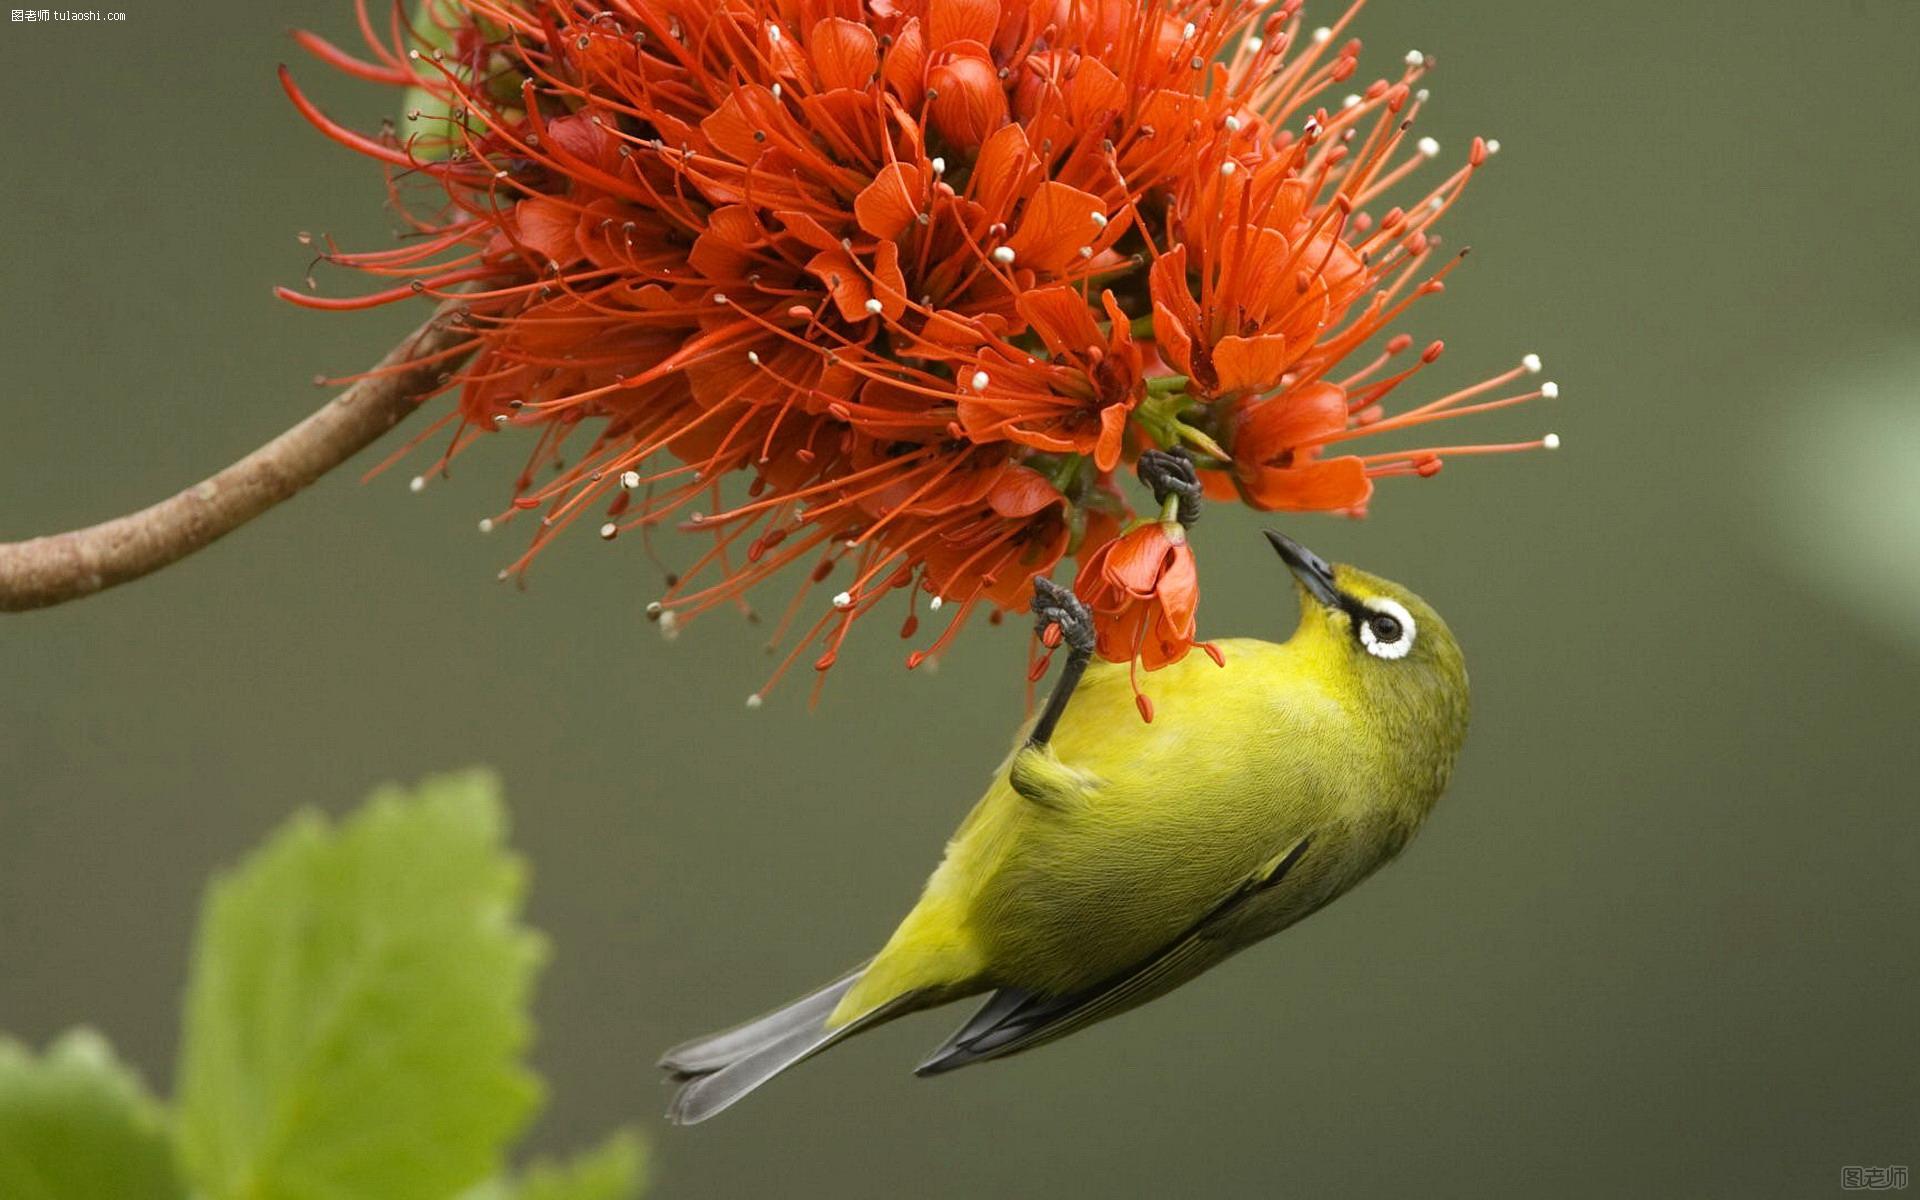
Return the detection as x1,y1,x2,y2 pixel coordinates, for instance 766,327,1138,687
0,301,475,613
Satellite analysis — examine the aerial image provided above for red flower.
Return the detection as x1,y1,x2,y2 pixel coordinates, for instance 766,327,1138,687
283,0,1559,705
957,288,1143,472
1225,380,1372,512
1076,521,1200,671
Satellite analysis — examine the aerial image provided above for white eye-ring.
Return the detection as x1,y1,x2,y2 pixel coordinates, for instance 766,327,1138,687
1357,597,1416,660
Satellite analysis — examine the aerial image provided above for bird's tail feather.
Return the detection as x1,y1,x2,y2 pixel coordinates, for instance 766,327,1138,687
658,965,865,1079
660,966,901,1125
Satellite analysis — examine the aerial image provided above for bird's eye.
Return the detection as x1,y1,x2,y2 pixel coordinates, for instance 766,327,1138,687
1355,598,1416,660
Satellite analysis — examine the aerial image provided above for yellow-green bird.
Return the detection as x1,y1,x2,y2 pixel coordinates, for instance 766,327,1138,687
662,453,1470,1124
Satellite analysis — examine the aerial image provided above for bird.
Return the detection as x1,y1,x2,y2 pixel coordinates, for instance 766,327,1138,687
661,451,1471,1125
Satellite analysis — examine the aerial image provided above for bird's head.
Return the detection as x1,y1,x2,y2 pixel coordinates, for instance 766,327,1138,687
1264,530,1470,748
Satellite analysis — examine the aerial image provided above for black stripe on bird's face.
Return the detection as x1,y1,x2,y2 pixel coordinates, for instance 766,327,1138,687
1264,530,1418,659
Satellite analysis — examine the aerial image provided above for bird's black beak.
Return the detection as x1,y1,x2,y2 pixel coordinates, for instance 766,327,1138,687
1264,530,1341,608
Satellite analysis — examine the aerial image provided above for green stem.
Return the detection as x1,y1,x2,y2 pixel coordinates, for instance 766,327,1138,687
1174,422,1230,462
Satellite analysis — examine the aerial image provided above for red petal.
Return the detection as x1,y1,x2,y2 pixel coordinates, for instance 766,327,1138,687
882,17,926,107
774,209,843,253
928,0,1001,50
1221,225,1295,326
1095,603,1148,664
1016,286,1103,356
1156,544,1199,633
1211,333,1292,395
855,162,926,240
809,18,878,91
544,112,619,173
970,123,1039,215
1242,456,1373,512
1104,525,1176,595
1149,248,1201,378
870,240,908,320
1005,181,1106,274
1093,402,1128,472
514,197,578,264
1234,382,1350,461
700,86,782,163
929,55,1008,152
687,204,759,280
987,464,1064,518
805,247,873,322
1066,57,1125,124
1151,300,1195,377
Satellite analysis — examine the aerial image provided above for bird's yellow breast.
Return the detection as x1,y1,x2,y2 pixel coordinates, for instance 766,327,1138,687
900,638,1388,995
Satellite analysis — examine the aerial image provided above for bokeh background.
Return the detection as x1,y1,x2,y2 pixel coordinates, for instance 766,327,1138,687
4,1,1918,1196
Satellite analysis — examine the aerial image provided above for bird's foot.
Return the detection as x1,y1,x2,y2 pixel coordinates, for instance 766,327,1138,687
1031,576,1095,658
1137,448,1202,527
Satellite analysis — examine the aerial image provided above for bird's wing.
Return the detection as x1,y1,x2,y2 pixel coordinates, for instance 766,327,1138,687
915,834,1314,1075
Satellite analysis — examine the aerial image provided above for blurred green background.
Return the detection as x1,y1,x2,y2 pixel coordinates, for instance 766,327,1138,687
3,1,1918,1196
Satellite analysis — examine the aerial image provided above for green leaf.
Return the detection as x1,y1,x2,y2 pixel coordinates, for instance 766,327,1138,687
460,1129,648,1200
177,770,546,1200
0,1028,186,1200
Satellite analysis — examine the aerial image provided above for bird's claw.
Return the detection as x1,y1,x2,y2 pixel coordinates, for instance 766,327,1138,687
1031,576,1095,658
1137,448,1202,527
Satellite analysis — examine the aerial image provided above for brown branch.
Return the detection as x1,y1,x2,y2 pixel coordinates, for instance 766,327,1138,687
0,301,475,613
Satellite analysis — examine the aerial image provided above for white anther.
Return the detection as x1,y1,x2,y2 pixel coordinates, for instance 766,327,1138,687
600,522,618,540
1311,26,1331,43
1405,49,1425,67
1090,211,1109,228
408,475,426,494
746,693,764,709
408,49,421,60
1522,353,1543,374
1246,35,1263,52
1417,136,1440,158
1485,138,1502,155
713,292,728,304
658,610,680,640
477,517,495,534
1078,246,1093,258
747,350,761,365
991,245,1016,265
1219,160,1237,176
492,413,509,427
620,469,642,489
931,156,947,175
766,22,781,41
1182,21,1196,39
1543,433,1561,450
970,370,990,391
1540,381,1560,399
1342,94,1361,109
771,83,782,99
864,298,884,315
646,601,663,616
929,595,945,611
1224,114,1244,132
1415,87,1431,103
832,591,854,610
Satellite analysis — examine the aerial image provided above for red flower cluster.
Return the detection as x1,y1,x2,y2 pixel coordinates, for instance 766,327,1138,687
286,0,1556,704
